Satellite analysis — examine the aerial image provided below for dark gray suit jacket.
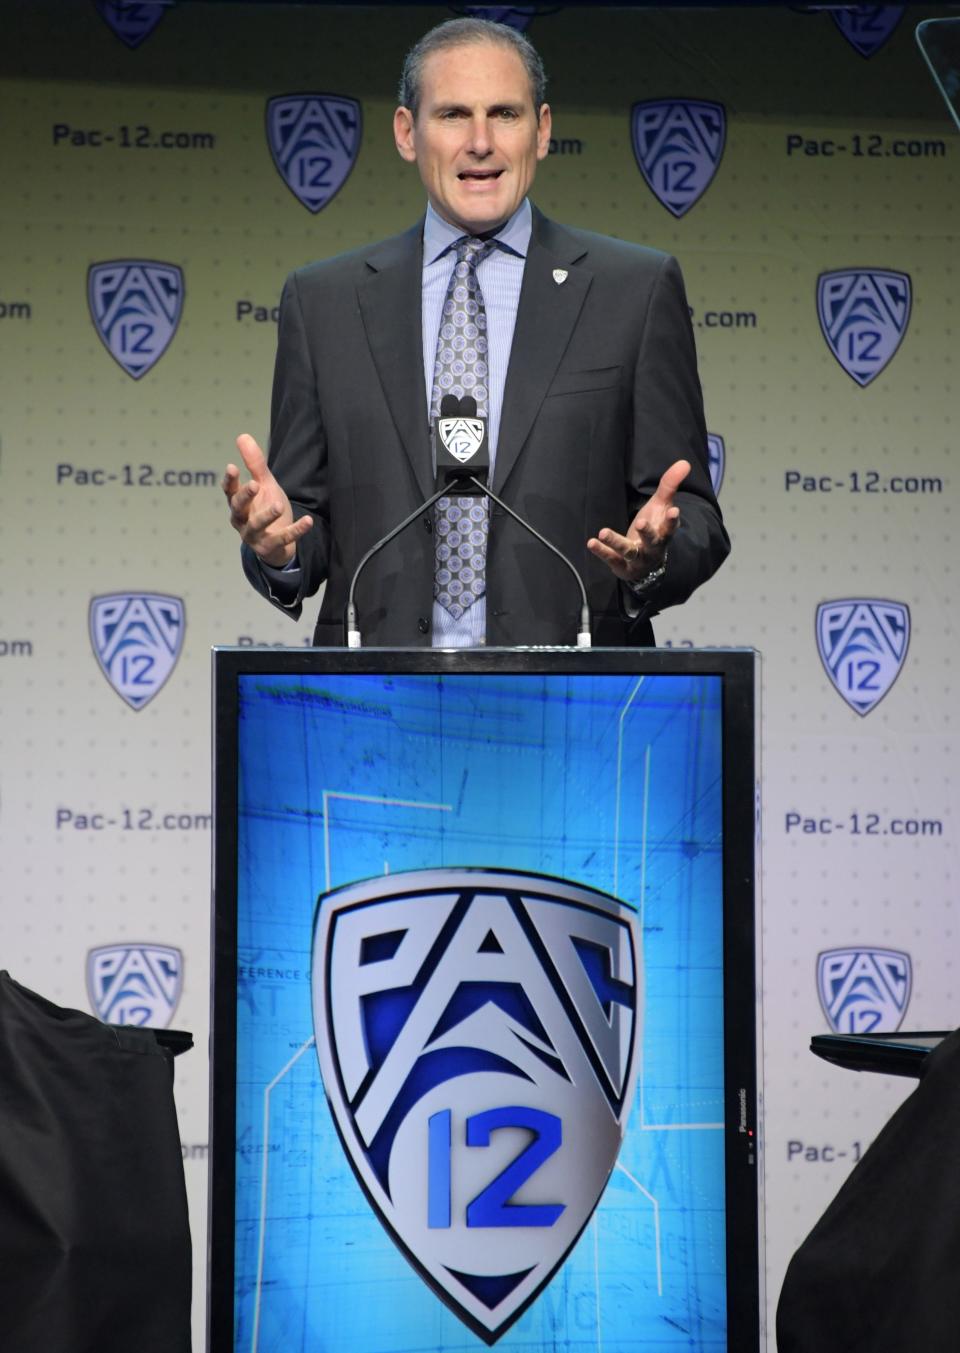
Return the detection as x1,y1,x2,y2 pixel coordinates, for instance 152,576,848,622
243,206,729,646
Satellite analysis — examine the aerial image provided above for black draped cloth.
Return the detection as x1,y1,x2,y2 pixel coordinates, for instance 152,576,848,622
0,973,191,1353
777,1028,960,1353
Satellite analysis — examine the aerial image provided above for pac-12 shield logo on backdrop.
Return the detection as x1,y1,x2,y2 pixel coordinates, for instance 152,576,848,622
817,948,912,1033
817,269,911,386
88,261,184,378
313,868,641,1344
87,944,183,1027
631,99,726,217
95,1,169,48
706,433,725,495
832,6,904,58
816,598,909,716
266,94,362,212
89,592,185,710
458,6,539,29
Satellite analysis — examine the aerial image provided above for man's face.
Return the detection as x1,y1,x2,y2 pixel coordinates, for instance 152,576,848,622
394,41,552,235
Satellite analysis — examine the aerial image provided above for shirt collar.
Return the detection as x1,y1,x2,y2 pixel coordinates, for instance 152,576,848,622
423,198,532,266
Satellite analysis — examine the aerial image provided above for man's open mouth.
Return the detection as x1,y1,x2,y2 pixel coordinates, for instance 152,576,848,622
457,169,504,181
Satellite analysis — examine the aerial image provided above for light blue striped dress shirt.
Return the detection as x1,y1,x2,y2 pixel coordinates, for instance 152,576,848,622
423,200,530,647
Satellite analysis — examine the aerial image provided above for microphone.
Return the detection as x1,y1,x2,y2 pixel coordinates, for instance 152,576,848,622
345,396,593,648
433,394,489,489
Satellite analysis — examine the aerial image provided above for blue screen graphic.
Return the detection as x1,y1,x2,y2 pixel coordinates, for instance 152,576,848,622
234,671,725,1351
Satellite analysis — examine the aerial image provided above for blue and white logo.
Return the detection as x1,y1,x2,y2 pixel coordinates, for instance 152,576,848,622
88,260,184,379
817,948,912,1033
706,433,725,496
816,598,909,716
89,592,185,710
832,6,904,58
313,868,641,1343
631,99,725,217
87,944,183,1027
95,1,169,48
266,94,362,213
817,269,911,386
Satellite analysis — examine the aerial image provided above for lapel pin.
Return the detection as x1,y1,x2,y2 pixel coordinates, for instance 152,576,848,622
552,269,568,285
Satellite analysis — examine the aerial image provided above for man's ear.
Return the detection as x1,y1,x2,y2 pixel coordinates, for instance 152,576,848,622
536,103,553,161
394,106,417,163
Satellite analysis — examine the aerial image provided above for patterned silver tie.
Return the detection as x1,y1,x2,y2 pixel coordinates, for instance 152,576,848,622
431,237,494,619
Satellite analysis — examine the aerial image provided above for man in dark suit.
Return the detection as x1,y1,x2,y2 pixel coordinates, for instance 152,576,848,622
223,17,729,647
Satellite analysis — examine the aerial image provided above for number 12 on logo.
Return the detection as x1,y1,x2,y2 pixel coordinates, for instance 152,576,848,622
427,1106,565,1229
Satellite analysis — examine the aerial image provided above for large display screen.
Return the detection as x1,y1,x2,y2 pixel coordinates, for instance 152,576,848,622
210,650,758,1353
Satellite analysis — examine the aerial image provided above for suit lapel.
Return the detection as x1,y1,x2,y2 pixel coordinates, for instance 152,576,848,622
494,210,591,494
356,223,434,501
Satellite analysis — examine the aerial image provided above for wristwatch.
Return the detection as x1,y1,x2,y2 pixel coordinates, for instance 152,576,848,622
626,549,668,595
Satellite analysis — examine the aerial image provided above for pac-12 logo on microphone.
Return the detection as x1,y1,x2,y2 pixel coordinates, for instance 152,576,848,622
439,417,486,465
266,94,362,212
313,868,641,1344
88,261,184,378
95,1,168,48
89,592,185,710
816,598,909,716
631,99,726,217
87,944,183,1027
817,269,911,386
832,6,904,58
817,948,912,1033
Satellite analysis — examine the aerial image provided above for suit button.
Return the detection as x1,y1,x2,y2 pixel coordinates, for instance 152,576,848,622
424,516,433,533
418,617,430,634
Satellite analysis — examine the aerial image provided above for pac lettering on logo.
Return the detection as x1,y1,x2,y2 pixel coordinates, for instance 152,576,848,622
89,592,185,710
439,417,485,464
817,948,912,1033
706,433,725,496
816,598,909,716
631,99,726,217
88,260,184,379
831,5,904,58
95,0,168,48
817,269,911,386
313,868,641,1344
87,944,183,1027
266,94,362,212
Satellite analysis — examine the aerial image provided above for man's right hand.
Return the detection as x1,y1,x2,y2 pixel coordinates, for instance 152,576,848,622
223,434,313,568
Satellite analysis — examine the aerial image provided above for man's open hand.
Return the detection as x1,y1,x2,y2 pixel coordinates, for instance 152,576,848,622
222,434,313,569
587,459,690,583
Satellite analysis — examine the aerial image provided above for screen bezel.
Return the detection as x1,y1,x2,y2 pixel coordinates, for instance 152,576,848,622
208,645,760,1352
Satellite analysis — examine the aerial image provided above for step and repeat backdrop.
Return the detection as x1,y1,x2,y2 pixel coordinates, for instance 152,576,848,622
0,1,955,1346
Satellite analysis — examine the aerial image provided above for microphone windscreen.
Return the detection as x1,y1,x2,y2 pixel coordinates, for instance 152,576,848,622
439,394,459,417
459,396,478,418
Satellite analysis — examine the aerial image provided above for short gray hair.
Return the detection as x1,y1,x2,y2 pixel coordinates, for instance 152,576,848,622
398,18,547,119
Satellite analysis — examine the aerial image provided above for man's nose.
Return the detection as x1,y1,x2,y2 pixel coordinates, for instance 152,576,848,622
466,115,493,154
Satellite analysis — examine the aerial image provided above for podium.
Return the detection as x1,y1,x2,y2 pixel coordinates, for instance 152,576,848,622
208,646,760,1352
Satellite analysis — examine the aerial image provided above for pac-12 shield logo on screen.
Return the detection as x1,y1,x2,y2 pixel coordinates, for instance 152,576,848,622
89,592,185,710
816,598,909,716
706,433,725,496
817,948,912,1033
95,1,168,48
631,99,726,217
266,94,362,212
313,868,641,1344
817,269,911,386
832,6,904,58
87,944,183,1027
88,260,184,378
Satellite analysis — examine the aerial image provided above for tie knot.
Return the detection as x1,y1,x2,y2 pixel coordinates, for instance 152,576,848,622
454,236,495,269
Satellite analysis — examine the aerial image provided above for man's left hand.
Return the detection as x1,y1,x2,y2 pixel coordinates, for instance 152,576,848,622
587,459,690,583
